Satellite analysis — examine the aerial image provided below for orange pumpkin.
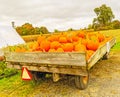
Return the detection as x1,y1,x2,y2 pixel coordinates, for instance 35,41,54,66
93,42,99,51
86,40,99,51
48,48,56,52
59,36,67,43
81,39,87,47
50,41,61,50
40,40,50,51
74,43,86,52
90,35,99,42
98,33,105,42
56,48,64,52
67,36,73,43
62,43,74,52
15,47,26,52
72,36,79,42
47,35,59,42
37,36,46,44
86,50,95,61
78,31,85,38
31,42,40,51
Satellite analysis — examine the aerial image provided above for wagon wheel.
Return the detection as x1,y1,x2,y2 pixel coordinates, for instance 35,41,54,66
102,52,109,60
31,71,46,82
75,73,89,90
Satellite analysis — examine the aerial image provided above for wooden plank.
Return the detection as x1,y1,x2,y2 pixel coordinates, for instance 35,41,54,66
7,62,88,76
53,73,60,82
109,37,116,48
5,52,86,66
6,62,21,69
87,38,116,70
6,62,14,68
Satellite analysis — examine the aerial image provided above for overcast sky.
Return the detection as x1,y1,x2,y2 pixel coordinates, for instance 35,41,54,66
0,0,120,31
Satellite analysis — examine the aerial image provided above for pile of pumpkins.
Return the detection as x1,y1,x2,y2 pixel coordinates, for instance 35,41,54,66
14,31,112,61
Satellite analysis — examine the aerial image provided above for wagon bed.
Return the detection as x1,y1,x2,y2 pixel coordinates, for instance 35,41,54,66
4,37,116,89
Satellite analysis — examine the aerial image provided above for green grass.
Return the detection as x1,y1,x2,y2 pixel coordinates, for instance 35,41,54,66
111,42,120,51
99,29,120,42
0,62,18,79
0,71,36,97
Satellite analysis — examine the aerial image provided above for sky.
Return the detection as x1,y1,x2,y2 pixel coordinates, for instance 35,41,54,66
0,0,120,31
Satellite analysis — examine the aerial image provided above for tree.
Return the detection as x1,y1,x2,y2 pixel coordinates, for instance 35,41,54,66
34,27,42,34
93,4,115,28
16,23,50,35
67,28,73,31
39,26,49,34
54,29,59,33
16,23,35,35
111,20,120,29
88,24,93,29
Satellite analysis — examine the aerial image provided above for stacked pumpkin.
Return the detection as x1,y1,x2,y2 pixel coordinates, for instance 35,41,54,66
14,31,112,61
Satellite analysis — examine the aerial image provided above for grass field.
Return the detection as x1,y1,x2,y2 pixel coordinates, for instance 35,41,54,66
100,29,120,42
100,29,120,51
0,29,120,97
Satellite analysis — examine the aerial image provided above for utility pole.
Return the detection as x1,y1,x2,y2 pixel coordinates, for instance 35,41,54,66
11,21,15,28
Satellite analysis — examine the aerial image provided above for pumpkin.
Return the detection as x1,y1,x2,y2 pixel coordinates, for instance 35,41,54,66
72,36,79,42
62,43,74,52
31,42,40,51
47,35,59,42
56,48,64,52
15,47,26,52
90,35,99,42
98,32,105,42
48,48,56,52
66,36,73,43
81,39,87,47
78,31,85,38
50,41,61,50
86,50,94,61
59,36,67,43
40,40,50,51
74,43,86,52
86,40,99,51
37,36,46,44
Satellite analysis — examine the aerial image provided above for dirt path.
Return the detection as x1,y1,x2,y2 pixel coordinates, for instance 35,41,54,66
29,51,120,97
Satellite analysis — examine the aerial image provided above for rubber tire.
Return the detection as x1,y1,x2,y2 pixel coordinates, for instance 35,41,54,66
75,73,89,90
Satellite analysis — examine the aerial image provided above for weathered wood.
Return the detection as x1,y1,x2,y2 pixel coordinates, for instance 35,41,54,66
109,37,116,48
7,62,88,76
5,52,86,66
53,73,60,82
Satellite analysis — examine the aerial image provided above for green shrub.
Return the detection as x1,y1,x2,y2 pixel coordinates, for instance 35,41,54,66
0,62,6,75
0,62,17,78
15,23,50,35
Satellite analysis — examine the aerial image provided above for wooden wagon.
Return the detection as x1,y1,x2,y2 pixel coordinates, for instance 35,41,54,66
4,38,116,90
